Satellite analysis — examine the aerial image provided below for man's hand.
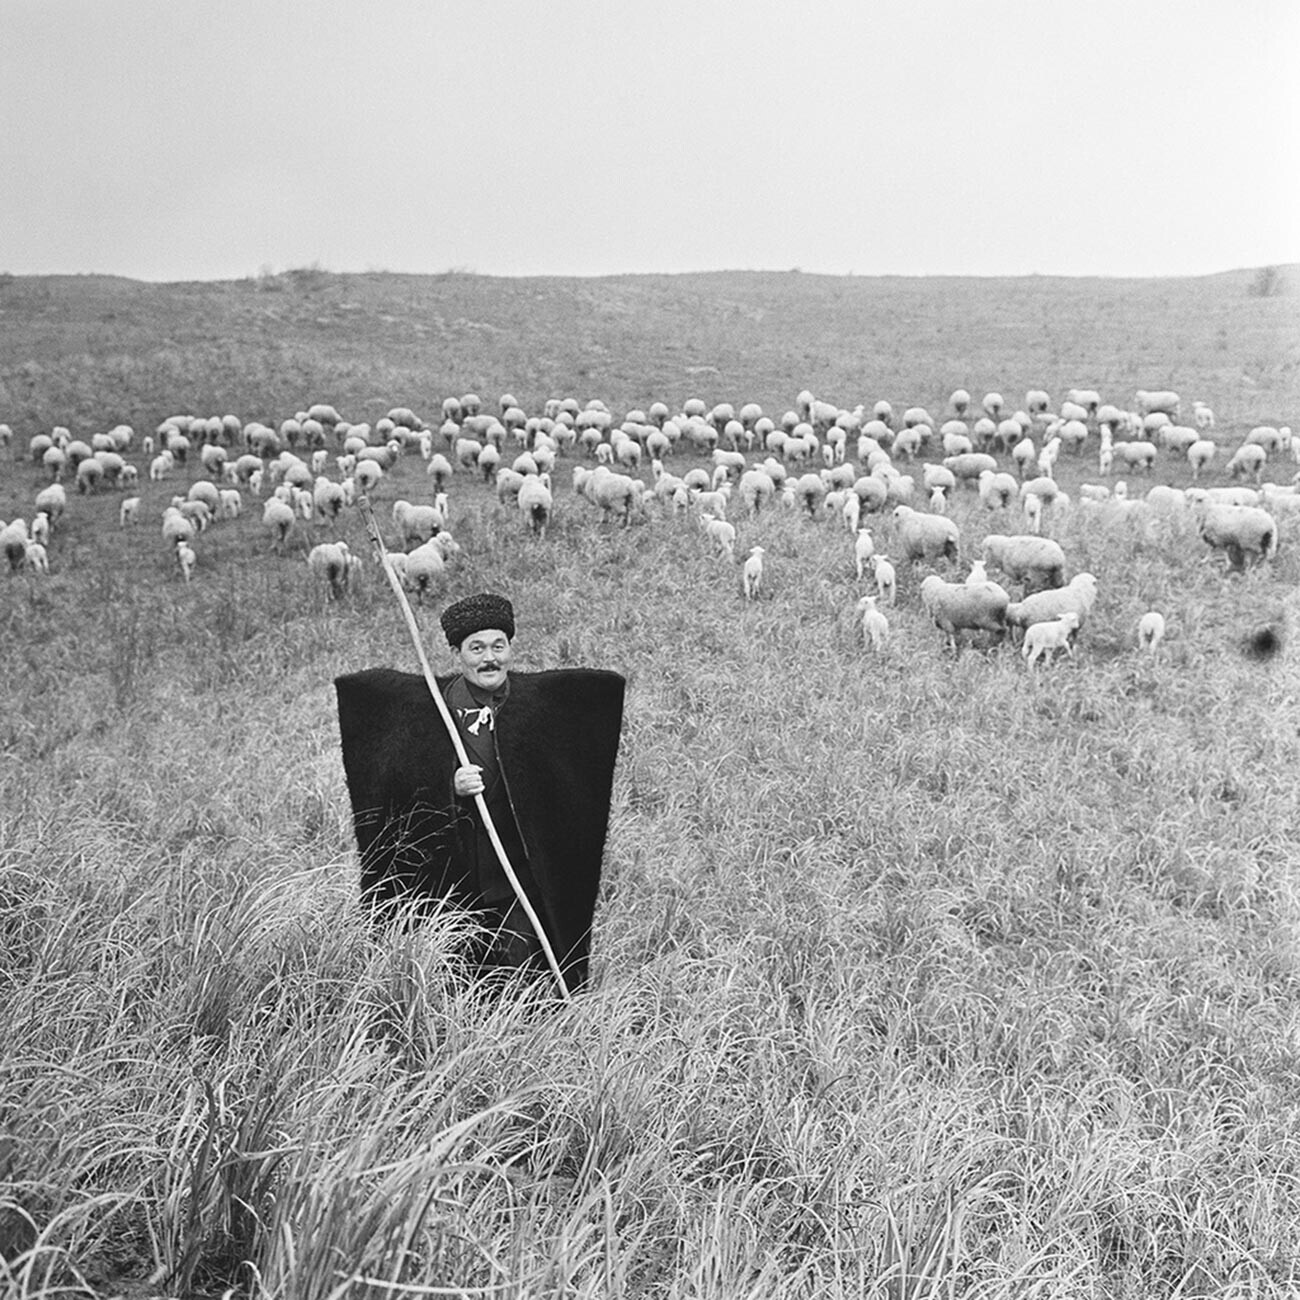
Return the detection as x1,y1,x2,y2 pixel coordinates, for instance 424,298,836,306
454,765,485,797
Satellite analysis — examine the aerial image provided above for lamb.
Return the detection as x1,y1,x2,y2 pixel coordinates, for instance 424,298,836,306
175,540,197,583
23,540,49,574
30,512,50,547
120,497,141,527
700,515,737,560
1005,574,1099,637
742,546,765,599
517,473,554,538
308,541,355,599
980,534,1066,593
856,594,889,651
919,574,1010,651
1023,492,1043,534
891,504,959,564
1137,611,1166,653
1195,502,1279,570
1022,612,1081,667
854,527,875,579
870,553,896,605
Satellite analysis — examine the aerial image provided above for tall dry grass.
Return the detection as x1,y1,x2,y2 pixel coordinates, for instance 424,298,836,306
3,272,1300,1297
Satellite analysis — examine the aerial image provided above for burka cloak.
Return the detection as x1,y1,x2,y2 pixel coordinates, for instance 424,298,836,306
334,666,625,989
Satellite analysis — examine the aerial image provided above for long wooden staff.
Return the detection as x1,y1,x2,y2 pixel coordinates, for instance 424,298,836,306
356,494,572,1002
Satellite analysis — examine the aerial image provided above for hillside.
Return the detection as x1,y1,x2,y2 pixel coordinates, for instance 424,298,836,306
0,267,1296,436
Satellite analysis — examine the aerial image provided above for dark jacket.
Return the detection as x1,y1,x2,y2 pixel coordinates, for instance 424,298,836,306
334,666,626,989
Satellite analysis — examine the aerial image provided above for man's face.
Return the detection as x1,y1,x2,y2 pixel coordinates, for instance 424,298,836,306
456,629,512,690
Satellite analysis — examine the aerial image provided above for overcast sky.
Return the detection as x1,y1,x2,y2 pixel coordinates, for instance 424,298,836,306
3,0,1297,282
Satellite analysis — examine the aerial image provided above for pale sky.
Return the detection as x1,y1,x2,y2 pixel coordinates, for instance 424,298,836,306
2,0,1297,282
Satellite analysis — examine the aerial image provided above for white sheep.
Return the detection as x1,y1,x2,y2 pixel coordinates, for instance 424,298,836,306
965,559,989,585
742,546,765,599
841,489,861,533
1195,502,1279,570
854,527,875,579
1022,492,1043,534
1006,574,1099,637
981,534,1067,593
1022,611,1081,667
891,505,959,564
1187,439,1216,479
942,452,998,485
1,519,29,571
977,470,1018,511
1135,390,1181,418
1225,443,1267,483
175,540,197,583
120,497,141,527
23,540,49,574
307,541,355,599
518,473,553,538
1113,440,1159,472
401,537,448,602
1192,401,1215,431
919,575,1010,651
262,498,296,549
700,515,737,561
392,498,444,547
1137,611,1166,653
870,553,897,605
856,594,889,651
30,511,50,547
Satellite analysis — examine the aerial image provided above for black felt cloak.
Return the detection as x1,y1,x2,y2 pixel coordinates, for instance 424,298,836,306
334,666,626,989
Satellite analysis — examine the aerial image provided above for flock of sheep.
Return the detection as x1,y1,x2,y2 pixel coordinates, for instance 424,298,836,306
1,384,1295,666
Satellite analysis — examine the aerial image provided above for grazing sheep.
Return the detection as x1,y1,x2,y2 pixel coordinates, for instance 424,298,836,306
982,393,1005,419
856,594,889,650
981,534,1066,593
262,498,296,549
854,527,875,578
1187,439,1216,479
977,469,1018,510
1136,390,1181,418
391,498,444,547
1005,574,1099,637
949,389,972,417
742,546,765,600
1011,437,1037,478
24,540,49,574
870,553,897,605
919,575,1010,651
738,467,775,515
1113,440,1158,472
518,473,554,538
942,452,998,485
30,511,50,547
308,541,355,599
175,540,197,583
891,504,959,564
1,519,29,571
1195,502,1279,570
401,537,448,602
1022,611,1081,667
160,506,196,550
120,497,141,527
1226,443,1267,483
576,466,643,524
1137,611,1166,653
700,515,737,561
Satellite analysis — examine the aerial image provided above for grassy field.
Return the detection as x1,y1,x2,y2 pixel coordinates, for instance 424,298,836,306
2,267,1300,1299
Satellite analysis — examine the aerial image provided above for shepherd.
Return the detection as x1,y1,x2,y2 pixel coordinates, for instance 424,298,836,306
335,591,625,994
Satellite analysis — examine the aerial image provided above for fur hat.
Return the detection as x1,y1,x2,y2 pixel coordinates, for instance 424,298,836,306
441,592,516,647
